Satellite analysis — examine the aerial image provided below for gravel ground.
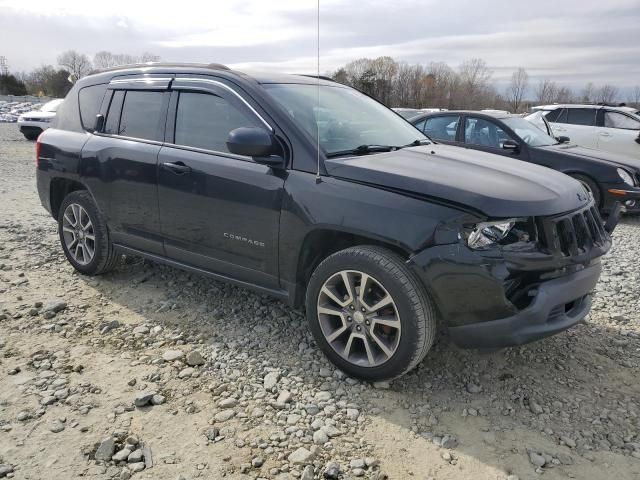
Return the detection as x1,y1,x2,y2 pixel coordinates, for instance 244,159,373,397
0,122,639,480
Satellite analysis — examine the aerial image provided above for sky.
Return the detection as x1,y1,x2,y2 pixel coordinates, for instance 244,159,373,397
1,0,639,96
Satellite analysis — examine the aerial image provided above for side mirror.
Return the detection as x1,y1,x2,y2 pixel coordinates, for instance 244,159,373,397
227,127,283,166
93,114,105,133
556,135,570,144
502,139,520,151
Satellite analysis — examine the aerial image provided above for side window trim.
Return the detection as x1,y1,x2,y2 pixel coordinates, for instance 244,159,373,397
172,77,273,132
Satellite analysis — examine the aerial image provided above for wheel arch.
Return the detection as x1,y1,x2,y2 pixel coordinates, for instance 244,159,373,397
563,171,603,206
49,178,92,220
291,227,413,308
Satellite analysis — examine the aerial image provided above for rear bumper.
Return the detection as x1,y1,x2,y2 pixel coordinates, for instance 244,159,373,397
448,262,601,349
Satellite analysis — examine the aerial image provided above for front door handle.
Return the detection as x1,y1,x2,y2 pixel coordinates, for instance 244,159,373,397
161,161,192,174
599,132,612,137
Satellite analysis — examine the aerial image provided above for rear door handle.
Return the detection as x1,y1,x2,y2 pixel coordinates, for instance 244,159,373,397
161,161,192,174
599,132,612,137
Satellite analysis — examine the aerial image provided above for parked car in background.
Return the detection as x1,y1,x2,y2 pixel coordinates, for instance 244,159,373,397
36,63,615,380
17,98,64,140
410,110,640,214
530,104,640,158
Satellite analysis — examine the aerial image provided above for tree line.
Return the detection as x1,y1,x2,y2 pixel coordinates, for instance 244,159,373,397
331,56,640,112
0,50,161,98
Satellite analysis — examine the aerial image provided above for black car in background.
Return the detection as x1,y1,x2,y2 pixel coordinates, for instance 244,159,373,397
409,111,640,214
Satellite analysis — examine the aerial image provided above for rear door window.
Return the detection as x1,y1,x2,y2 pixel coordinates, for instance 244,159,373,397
423,115,460,141
117,91,165,141
604,111,640,130
173,91,261,153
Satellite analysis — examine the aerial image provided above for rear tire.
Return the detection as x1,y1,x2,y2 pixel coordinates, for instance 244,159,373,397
305,245,436,381
23,130,41,141
58,190,120,275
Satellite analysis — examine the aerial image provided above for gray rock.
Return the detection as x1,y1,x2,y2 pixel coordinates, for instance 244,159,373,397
162,350,184,362
277,390,292,404
528,451,546,468
151,394,166,406
350,459,366,469
441,434,458,449
128,449,143,463
315,391,332,402
313,429,329,445
345,408,360,420
218,398,238,409
529,400,544,415
323,425,341,438
119,469,132,480
214,410,235,422
301,465,315,480
95,437,116,462
323,462,340,479
185,350,205,366
132,326,149,335
49,421,65,433
251,457,264,468
178,367,195,379
352,468,365,477
0,465,14,478
288,447,315,465
112,448,132,462
264,371,280,390
128,462,145,472
465,382,482,394
204,427,219,441
44,300,67,313
561,436,576,448
134,391,156,407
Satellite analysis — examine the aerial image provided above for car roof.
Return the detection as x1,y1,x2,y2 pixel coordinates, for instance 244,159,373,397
411,110,514,120
533,103,633,112
77,63,339,88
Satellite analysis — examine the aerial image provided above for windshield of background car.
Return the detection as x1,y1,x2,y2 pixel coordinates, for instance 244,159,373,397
264,83,427,155
40,99,64,112
503,117,557,147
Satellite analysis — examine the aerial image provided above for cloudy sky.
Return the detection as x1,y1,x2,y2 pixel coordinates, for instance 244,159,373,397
1,0,639,95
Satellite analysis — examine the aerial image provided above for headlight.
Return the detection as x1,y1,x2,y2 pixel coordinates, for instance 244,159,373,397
617,168,634,186
462,219,516,250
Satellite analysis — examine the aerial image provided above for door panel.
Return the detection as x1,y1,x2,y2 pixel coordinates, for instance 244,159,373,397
80,135,163,254
157,146,284,287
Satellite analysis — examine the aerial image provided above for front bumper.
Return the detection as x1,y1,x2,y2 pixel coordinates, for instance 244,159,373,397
448,262,600,348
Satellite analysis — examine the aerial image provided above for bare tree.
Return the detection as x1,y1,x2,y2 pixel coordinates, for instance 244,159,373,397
581,82,595,103
93,51,161,70
595,84,619,104
628,85,640,107
535,79,558,104
506,67,529,113
57,50,92,82
457,58,492,109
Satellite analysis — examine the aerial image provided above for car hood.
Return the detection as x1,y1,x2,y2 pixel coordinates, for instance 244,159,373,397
324,144,588,217
539,144,640,171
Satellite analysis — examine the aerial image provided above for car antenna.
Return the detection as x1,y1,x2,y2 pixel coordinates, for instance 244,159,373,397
315,0,321,182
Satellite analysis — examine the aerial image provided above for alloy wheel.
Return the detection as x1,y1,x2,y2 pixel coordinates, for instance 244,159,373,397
317,270,401,367
62,203,96,265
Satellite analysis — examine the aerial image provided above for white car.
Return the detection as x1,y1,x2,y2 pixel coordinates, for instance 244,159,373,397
531,104,640,158
17,99,64,140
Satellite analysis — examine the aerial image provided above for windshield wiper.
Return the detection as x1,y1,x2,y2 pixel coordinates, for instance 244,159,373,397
402,139,431,147
326,144,400,158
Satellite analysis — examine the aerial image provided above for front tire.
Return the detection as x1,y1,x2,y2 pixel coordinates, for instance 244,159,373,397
305,246,436,381
23,130,41,141
58,190,120,275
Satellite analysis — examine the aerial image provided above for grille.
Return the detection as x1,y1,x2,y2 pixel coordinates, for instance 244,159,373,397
538,205,607,257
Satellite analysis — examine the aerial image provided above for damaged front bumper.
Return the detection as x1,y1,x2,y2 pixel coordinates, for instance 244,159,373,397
408,202,615,349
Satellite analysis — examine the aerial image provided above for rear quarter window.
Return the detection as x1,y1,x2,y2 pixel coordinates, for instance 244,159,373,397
78,84,107,131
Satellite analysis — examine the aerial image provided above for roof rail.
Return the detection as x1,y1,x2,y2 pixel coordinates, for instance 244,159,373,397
299,74,336,82
95,62,231,73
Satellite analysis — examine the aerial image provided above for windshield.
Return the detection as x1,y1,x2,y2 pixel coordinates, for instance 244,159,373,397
503,117,557,147
40,99,64,113
264,84,427,155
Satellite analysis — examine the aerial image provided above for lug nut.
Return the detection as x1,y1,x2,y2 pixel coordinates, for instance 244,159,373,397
349,305,355,310
365,320,370,325
361,307,366,312
356,325,361,331
347,316,352,322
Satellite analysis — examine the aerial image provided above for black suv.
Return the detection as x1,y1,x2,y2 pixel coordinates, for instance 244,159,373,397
36,63,616,380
